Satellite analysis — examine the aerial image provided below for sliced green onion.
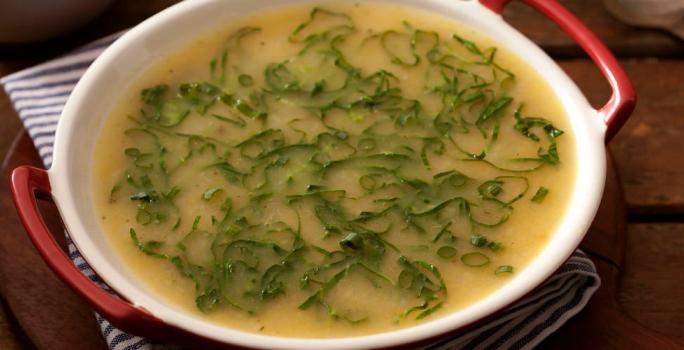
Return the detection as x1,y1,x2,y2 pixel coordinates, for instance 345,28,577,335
461,252,490,267
398,270,413,289
470,234,487,247
136,210,152,225
495,265,514,275
359,174,378,191
202,187,223,201
437,246,457,259
531,187,549,203
238,74,254,87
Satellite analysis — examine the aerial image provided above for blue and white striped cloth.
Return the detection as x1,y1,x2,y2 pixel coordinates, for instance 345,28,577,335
1,32,600,350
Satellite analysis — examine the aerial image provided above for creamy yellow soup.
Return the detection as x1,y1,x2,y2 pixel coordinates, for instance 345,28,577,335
92,2,576,338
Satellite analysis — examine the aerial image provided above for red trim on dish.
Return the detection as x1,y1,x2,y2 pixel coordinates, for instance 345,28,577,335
479,0,636,142
9,2,635,347
8,166,589,349
9,166,235,349
480,0,512,13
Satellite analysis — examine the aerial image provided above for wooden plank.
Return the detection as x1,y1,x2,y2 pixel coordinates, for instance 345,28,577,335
609,60,684,215
503,0,684,57
0,0,179,64
619,223,684,340
556,59,684,215
0,301,25,350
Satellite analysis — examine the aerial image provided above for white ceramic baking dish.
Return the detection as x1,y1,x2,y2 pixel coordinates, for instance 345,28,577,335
11,0,635,349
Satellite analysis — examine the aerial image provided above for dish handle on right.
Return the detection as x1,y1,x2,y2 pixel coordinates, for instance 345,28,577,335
479,0,636,143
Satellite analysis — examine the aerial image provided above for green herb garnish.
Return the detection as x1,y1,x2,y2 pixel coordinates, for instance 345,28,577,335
111,7,566,326
202,187,223,201
495,265,514,275
532,187,549,203
461,252,490,267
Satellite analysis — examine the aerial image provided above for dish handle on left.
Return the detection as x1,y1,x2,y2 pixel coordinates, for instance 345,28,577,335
9,166,209,347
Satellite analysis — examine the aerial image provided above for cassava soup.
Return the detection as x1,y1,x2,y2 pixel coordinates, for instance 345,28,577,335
93,2,576,338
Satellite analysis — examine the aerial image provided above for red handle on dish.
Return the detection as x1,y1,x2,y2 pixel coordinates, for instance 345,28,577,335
9,166,215,346
479,0,636,142
10,166,165,335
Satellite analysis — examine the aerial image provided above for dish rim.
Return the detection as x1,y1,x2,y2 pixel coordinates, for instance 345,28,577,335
18,0,625,348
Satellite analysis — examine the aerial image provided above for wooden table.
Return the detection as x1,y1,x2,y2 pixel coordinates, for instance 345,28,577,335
1,1,683,349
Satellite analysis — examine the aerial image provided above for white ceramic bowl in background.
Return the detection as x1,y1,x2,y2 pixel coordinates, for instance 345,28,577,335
11,0,635,349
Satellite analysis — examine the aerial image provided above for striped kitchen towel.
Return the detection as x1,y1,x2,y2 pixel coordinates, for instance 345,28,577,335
1,32,600,350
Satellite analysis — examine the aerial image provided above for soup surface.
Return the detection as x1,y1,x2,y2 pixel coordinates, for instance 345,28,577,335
92,2,576,338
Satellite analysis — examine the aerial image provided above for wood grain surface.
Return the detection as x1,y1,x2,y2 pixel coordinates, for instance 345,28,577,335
504,0,684,57
620,223,684,339
556,59,684,216
601,0,684,41
0,300,24,350
1,0,683,349
538,153,682,349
